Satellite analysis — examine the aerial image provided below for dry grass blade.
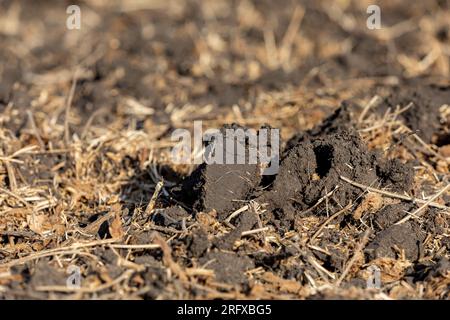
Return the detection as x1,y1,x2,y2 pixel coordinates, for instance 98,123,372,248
241,227,269,236
335,229,371,287
109,244,161,250
310,203,353,243
225,205,249,223
144,180,164,218
64,68,79,145
340,176,449,211
0,239,119,268
395,183,450,224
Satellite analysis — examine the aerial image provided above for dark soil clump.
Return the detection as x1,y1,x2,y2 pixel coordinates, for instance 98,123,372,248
366,222,425,261
376,159,415,192
373,203,413,231
199,251,254,285
179,163,261,220
262,130,379,217
153,206,190,228
177,124,271,220
185,227,210,258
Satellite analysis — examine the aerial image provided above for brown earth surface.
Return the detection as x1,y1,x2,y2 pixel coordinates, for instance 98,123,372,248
0,0,449,299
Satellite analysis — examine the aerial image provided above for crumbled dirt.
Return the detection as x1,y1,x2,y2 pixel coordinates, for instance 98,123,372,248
29,261,69,290
0,0,449,300
376,159,415,192
372,203,413,231
424,257,450,280
139,266,168,299
153,206,190,228
185,227,210,258
199,251,254,285
366,222,425,261
213,211,258,251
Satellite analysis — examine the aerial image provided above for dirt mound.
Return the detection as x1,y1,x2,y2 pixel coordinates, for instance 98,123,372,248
177,124,277,220
260,116,413,229
264,131,378,214
177,105,415,232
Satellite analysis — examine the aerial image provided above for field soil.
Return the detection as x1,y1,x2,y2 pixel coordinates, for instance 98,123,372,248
0,0,449,299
